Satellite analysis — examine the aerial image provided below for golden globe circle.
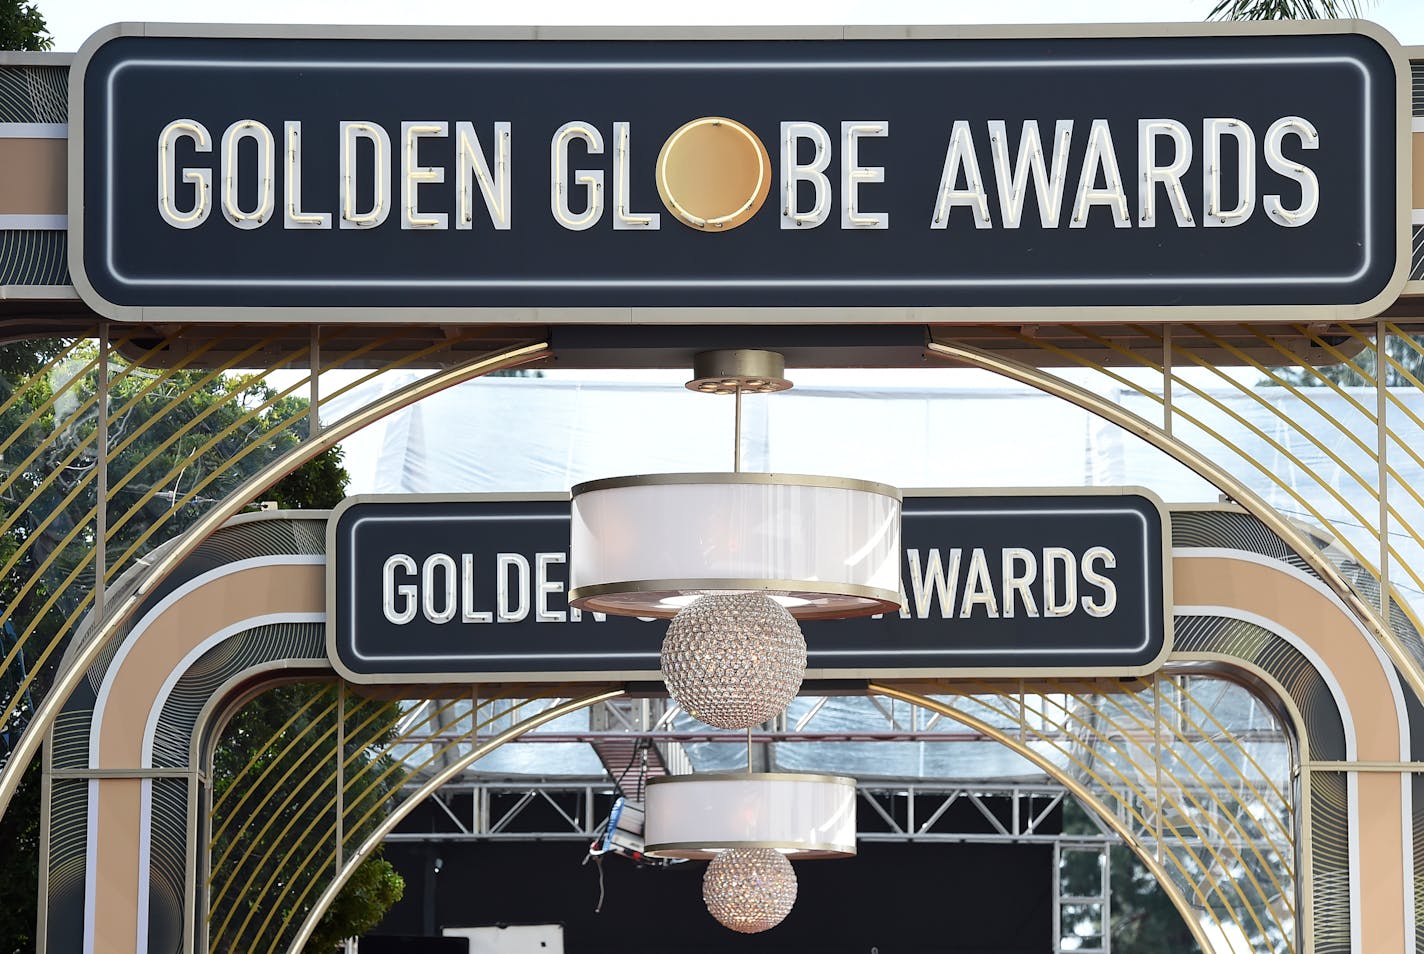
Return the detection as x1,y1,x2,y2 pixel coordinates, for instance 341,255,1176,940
656,116,771,232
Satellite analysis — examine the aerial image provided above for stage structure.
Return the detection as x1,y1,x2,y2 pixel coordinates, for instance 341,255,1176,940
0,18,1420,954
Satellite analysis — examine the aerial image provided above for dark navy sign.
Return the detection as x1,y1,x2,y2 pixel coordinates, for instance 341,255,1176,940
326,492,1171,683
73,24,1403,320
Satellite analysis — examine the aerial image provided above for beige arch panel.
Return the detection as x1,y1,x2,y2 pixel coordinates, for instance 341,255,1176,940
868,539,1414,954
285,534,1412,954
41,512,1418,954
40,523,619,954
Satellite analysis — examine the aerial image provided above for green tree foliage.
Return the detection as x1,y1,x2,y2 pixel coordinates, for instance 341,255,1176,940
1209,0,1367,18
1,344,345,745
209,684,404,954
1062,802,1202,954
0,339,71,757
1268,336,1422,388
0,0,51,51
1104,846,1202,951
0,758,41,951
0,337,395,953
268,445,350,509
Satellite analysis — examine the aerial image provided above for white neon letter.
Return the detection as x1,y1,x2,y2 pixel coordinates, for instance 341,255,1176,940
931,121,991,229
1072,119,1130,229
988,119,1073,229
220,120,275,229
841,120,889,229
1042,547,1077,618
497,553,531,622
461,553,493,623
1081,547,1118,618
906,549,960,619
551,121,604,231
382,554,418,625
402,121,448,230
456,121,512,230
422,553,458,623
1264,116,1319,227
613,121,659,230
283,121,331,229
158,119,212,230
1203,117,1256,228
535,552,569,622
781,121,832,229
1137,119,1194,228
1001,548,1040,619
959,548,1000,618
339,121,392,229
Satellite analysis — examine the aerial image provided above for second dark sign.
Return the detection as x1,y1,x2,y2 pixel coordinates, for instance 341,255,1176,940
326,490,1171,683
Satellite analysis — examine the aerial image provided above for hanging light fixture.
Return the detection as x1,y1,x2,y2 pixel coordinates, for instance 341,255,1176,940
567,471,902,620
568,351,902,623
644,770,857,932
569,350,880,934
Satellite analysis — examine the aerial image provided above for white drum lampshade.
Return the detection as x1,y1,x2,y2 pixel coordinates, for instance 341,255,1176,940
643,772,858,859
568,473,902,620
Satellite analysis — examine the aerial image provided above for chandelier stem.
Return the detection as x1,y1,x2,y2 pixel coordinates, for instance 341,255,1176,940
734,385,743,473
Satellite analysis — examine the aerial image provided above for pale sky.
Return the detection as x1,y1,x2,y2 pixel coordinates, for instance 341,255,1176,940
40,0,1424,53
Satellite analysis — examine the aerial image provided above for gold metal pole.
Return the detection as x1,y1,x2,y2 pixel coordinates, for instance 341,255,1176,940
1378,320,1390,617
1163,323,1173,437
734,385,743,473
96,322,108,622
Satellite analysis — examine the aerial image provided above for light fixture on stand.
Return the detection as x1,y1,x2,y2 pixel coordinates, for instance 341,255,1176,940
568,350,894,934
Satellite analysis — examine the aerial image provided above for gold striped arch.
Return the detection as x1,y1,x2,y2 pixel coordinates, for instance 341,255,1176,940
6,319,1424,954
0,325,548,816
198,674,1293,954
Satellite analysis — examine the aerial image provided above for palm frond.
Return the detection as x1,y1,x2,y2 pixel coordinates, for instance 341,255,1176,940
1207,0,1370,20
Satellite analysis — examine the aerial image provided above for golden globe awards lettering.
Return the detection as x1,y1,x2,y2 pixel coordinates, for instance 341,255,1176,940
155,114,1322,234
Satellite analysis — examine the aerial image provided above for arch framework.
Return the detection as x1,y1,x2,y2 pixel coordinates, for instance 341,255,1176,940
36,502,1424,954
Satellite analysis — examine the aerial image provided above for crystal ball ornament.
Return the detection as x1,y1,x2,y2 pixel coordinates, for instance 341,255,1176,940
702,848,798,934
661,593,807,730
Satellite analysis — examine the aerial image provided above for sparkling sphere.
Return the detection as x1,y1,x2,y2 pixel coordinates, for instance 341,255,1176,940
702,848,798,934
661,593,807,730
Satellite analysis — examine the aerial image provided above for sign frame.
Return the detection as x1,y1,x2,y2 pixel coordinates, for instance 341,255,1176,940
69,20,1411,325
324,486,1174,685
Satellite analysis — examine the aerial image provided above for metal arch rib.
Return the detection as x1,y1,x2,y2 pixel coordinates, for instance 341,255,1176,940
923,336,1424,714
283,686,624,954
870,681,1221,954
0,338,550,819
